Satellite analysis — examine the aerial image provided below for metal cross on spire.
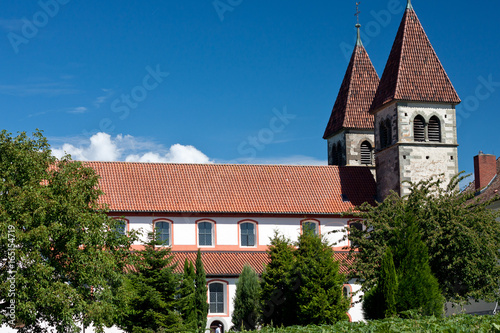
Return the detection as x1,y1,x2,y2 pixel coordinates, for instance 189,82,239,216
355,2,361,24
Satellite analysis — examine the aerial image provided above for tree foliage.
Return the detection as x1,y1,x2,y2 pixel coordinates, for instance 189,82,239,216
0,130,137,332
261,230,349,327
346,175,500,304
179,259,196,331
380,247,398,318
260,232,298,327
232,264,261,331
117,229,182,333
194,249,208,333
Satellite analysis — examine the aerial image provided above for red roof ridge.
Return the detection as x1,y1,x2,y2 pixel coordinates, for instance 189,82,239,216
369,6,460,113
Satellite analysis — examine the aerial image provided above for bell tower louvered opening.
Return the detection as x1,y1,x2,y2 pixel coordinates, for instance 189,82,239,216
428,116,441,142
360,141,373,165
414,116,425,142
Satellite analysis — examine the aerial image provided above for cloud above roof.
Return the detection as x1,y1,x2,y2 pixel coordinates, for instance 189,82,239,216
51,132,212,164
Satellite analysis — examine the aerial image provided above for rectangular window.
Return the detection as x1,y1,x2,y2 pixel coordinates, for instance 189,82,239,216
240,223,255,247
114,220,127,236
199,222,213,246
209,283,224,314
155,221,170,245
303,221,318,235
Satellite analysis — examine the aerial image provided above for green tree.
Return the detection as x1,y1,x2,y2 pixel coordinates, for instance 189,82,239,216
261,230,349,327
194,249,208,333
395,215,444,316
346,175,500,304
294,230,349,325
380,247,398,318
260,232,297,327
232,264,261,331
179,259,196,331
117,229,182,333
0,130,137,332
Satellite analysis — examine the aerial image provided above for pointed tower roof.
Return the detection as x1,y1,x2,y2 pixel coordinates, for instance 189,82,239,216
369,2,460,113
323,25,380,139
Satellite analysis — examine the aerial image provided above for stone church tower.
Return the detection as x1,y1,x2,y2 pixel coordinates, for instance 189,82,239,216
323,24,379,169
325,0,461,200
370,1,460,199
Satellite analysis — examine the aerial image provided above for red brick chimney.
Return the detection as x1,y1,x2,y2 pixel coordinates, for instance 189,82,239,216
474,152,497,191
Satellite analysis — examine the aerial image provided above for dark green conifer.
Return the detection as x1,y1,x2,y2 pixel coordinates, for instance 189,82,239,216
232,264,261,331
194,249,208,333
179,258,196,330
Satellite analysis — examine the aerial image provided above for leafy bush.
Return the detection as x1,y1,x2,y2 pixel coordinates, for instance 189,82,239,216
230,314,500,332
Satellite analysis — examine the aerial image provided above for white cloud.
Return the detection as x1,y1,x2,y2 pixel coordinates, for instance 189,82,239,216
51,133,212,164
67,106,88,114
125,144,212,164
93,89,114,108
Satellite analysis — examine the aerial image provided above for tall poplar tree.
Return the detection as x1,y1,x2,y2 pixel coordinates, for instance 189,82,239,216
179,259,196,330
194,250,208,333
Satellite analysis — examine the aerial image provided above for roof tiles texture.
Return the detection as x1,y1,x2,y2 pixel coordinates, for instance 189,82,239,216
86,162,376,214
171,251,353,276
323,43,380,139
369,7,460,112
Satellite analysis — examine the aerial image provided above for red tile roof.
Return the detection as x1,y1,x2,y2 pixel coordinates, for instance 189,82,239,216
171,251,353,277
86,162,376,214
323,41,379,139
369,6,460,113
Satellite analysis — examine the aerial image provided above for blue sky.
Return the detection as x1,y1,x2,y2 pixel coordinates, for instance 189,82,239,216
0,0,498,181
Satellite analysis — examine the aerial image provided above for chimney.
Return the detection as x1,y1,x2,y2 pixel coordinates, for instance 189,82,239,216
474,152,497,191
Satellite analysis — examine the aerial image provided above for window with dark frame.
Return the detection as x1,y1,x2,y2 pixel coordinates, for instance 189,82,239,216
209,283,224,314
380,122,388,149
240,222,255,247
198,222,213,246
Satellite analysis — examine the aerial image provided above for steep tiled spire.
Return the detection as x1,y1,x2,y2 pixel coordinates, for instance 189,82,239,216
369,2,460,112
323,24,380,139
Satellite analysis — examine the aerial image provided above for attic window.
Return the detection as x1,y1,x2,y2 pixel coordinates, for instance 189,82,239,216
428,116,441,142
341,194,349,202
414,115,425,142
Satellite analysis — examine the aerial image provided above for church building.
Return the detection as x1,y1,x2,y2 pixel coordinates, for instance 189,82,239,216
88,1,461,330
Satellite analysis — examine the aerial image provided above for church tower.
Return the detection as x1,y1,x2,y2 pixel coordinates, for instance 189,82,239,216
370,0,461,199
324,22,379,168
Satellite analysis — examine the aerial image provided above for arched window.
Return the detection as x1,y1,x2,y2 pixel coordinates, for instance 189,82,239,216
154,221,171,246
198,221,214,247
240,222,256,247
428,116,441,142
331,144,339,165
209,282,226,314
414,115,425,142
360,141,373,165
302,220,319,235
380,121,388,149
